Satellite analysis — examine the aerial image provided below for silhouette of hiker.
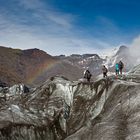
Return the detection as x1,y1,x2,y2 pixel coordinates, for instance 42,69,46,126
119,60,124,75
84,69,92,82
115,63,119,75
102,65,108,78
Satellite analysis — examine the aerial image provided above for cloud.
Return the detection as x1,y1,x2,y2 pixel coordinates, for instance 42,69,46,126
17,0,44,10
0,15,113,56
92,16,123,42
15,0,74,28
130,35,140,58
0,0,118,56
95,16,119,32
0,19,115,56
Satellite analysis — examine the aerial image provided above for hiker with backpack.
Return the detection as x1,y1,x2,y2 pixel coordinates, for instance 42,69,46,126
102,65,108,78
84,69,92,82
119,60,124,75
115,63,120,75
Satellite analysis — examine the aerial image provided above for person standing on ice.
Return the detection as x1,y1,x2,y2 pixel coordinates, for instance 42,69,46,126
115,63,120,75
84,69,92,82
102,65,108,78
119,60,124,75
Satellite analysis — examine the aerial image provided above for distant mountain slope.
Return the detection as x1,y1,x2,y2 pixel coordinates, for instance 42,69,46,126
34,60,83,85
0,46,57,85
0,45,137,86
0,46,24,84
0,46,83,86
56,53,104,76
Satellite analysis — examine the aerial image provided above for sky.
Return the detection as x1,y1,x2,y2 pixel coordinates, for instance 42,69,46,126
0,0,140,56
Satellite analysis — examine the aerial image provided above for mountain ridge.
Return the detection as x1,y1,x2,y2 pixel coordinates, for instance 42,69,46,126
0,46,83,86
0,45,136,86
0,46,57,86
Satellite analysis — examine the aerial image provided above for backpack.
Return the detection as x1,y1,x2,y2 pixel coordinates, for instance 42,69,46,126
119,61,124,69
102,67,108,73
84,70,92,79
115,63,119,70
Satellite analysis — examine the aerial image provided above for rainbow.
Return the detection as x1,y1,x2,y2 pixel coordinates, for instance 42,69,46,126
26,60,59,84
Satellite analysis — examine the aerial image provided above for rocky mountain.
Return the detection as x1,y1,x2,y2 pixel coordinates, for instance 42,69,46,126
0,46,83,86
34,60,83,85
0,46,57,85
0,64,140,139
55,45,137,76
0,45,137,87
56,53,104,76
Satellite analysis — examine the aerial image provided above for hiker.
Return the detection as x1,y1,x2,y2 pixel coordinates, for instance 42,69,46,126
115,63,120,75
84,69,92,82
102,65,108,78
119,60,124,75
